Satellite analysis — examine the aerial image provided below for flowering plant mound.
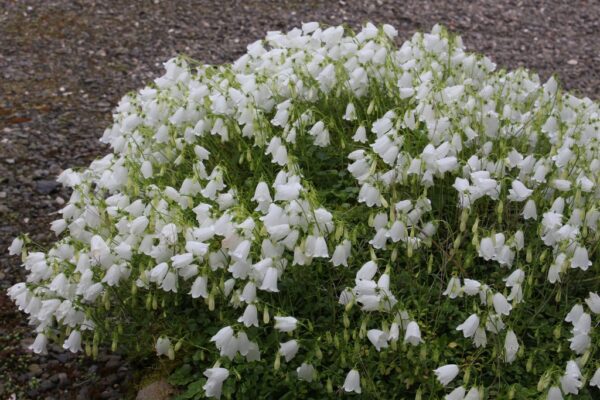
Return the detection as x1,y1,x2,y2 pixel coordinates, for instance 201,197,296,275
8,23,600,399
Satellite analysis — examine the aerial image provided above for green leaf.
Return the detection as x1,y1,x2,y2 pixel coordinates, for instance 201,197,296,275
168,364,195,386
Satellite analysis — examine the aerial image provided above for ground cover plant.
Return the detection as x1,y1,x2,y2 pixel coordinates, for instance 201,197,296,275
7,23,600,399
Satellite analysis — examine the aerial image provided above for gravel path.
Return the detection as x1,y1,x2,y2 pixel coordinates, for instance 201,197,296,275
1,1,599,398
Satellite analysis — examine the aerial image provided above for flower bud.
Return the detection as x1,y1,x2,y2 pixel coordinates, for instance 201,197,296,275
460,209,469,232
208,293,215,311
274,353,281,370
175,339,183,352
326,378,333,393
145,293,152,310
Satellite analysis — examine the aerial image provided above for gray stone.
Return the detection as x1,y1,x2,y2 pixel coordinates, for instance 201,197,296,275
28,363,43,376
136,378,175,400
104,355,122,370
35,180,60,194
38,380,55,392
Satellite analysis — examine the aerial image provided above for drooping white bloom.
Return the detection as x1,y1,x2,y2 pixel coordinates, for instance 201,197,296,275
569,332,591,354
560,360,582,395
485,314,506,334
478,237,496,260
546,387,563,400
156,336,173,359
230,240,251,261
445,386,466,400
296,363,315,382
473,327,487,348
462,279,481,296
160,271,178,292
443,276,462,299
504,330,519,363
29,333,48,355
358,183,381,207
130,215,149,235
186,241,209,257
434,364,460,386
140,160,153,178
90,235,111,265
342,369,361,394
572,312,591,334
504,268,525,303
464,387,480,400
404,321,423,346
63,330,83,353
590,367,600,388
571,246,591,270
356,261,378,281
492,293,512,316
203,367,229,399
436,156,458,173
585,292,600,314
252,181,272,213
274,316,298,333
309,236,329,258
522,199,537,220
552,179,572,192
508,180,533,201
8,237,23,255
102,264,128,286
565,304,584,324
279,340,299,362
343,102,357,121
160,223,178,244
274,181,302,201
49,273,69,297
367,329,389,351
331,240,351,267
456,314,480,338
210,326,235,352
388,322,400,342
238,304,259,328
190,276,208,299
84,282,104,302
260,266,279,293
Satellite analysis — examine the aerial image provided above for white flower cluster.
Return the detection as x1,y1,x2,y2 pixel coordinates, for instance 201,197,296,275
8,22,600,398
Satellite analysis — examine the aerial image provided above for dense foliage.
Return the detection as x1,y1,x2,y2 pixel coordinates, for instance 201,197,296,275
8,23,600,399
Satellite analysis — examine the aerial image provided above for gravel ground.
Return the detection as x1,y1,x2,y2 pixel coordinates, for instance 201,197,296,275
1,0,599,398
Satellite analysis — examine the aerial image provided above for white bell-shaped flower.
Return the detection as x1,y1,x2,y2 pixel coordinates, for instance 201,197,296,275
203,367,229,399
589,367,600,388
508,180,533,202
238,304,259,328
492,293,512,316
367,329,389,351
546,387,563,400
296,363,315,382
445,386,466,400
504,330,519,363
156,336,173,358
456,314,479,338
29,333,48,355
274,316,298,333
434,364,459,386
342,369,361,394
571,246,591,270
585,292,600,314
404,321,423,346
279,339,299,362
560,361,582,395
